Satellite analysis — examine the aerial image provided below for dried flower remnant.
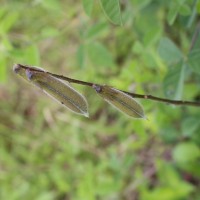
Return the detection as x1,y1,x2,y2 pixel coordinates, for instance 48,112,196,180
93,84,146,119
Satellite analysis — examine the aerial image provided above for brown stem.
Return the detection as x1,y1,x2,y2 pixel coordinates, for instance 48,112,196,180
18,64,200,107
123,91,200,106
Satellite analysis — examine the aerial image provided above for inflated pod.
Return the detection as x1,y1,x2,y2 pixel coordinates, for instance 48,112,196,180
93,84,145,119
13,64,89,117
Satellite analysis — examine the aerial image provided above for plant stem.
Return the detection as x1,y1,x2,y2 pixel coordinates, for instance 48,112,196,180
18,64,200,107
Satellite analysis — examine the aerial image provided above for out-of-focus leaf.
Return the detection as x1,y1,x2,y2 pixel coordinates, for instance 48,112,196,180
188,48,200,74
132,41,144,54
85,22,108,39
163,62,186,100
0,6,7,19
0,12,19,35
167,2,180,25
87,42,114,67
158,37,183,65
142,162,194,200
82,0,94,16
25,45,40,66
0,57,7,83
167,0,188,24
176,0,186,4
131,0,152,10
13,64,89,117
173,142,200,176
173,142,200,163
36,192,56,200
181,117,200,137
76,44,85,68
41,0,61,11
93,85,145,119
2,35,13,50
10,45,40,66
50,170,70,193
41,27,60,38
99,0,122,25
179,4,191,16
77,163,96,200
197,0,200,14
160,126,180,143
143,23,162,46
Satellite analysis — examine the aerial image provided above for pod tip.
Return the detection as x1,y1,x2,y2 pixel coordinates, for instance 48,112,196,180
13,63,21,74
83,112,89,118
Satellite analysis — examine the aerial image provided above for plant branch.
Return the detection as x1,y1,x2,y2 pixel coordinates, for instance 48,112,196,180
19,64,200,107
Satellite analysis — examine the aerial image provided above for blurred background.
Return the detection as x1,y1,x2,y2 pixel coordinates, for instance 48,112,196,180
0,0,200,199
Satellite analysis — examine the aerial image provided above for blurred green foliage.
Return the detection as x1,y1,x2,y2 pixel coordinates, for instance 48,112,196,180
0,0,200,199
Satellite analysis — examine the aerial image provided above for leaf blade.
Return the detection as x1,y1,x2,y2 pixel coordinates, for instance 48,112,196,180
82,0,94,16
187,33,200,74
99,0,122,25
158,37,183,65
163,61,186,100
87,42,114,67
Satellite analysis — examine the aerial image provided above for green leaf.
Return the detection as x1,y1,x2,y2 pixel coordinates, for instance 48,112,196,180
77,163,96,200
41,0,61,11
179,4,191,16
0,12,19,35
142,163,194,200
0,6,7,19
181,117,200,137
41,27,60,38
158,37,183,65
188,48,200,74
99,0,122,25
197,0,200,14
85,22,108,39
167,0,188,24
82,0,94,16
173,142,200,163
176,0,186,4
163,62,186,100
0,57,7,83
76,44,85,69
160,126,180,143
143,23,162,46
167,2,180,25
25,45,40,66
11,45,40,65
2,35,13,51
87,42,114,67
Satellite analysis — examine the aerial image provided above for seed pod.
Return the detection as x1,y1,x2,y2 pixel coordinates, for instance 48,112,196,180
13,64,89,117
13,63,45,81
93,84,145,119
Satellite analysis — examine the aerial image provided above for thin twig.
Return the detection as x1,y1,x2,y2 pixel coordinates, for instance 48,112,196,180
19,64,200,107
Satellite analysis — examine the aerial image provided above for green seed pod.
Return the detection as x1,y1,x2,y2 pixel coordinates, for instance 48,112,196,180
93,84,145,119
13,64,89,117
